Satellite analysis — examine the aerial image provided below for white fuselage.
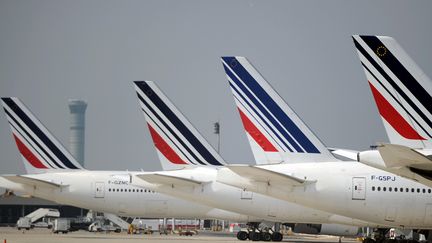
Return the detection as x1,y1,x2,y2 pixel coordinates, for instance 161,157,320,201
219,162,432,229
0,170,251,222
131,167,380,228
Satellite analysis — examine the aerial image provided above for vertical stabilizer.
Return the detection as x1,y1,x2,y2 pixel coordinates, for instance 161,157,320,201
1,97,84,174
134,81,226,170
221,57,338,164
353,35,432,149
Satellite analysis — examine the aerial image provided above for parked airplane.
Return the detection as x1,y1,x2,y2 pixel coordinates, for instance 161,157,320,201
0,97,251,221
351,35,432,187
130,81,385,241
217,56,432,242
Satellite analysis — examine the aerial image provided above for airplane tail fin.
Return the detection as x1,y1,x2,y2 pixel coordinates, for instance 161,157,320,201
353,35,432,149
221,56,338,164
1,97,84,174
134,81,226,170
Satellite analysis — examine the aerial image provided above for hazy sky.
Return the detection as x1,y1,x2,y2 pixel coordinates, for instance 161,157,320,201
0,0,431,174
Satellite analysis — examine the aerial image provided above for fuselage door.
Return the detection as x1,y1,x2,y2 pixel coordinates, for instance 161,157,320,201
94,182,105,198
241,189,253,200
385,206,397,222
424,204,432,225
352,177,366,200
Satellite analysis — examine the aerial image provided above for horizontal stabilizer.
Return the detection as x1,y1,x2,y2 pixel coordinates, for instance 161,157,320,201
226,165,314,186
329,148,359,161
2,175,68,189
135,174,202,187
378,144,432,170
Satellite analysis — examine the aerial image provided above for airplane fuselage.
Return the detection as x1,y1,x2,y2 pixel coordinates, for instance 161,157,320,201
132,167,381,229
219,162,432,229
0,170,251,221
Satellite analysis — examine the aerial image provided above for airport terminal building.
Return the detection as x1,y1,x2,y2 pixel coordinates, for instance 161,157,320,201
0,193,85,226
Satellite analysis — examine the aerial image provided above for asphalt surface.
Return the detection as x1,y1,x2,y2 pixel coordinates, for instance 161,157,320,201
0,227,359,243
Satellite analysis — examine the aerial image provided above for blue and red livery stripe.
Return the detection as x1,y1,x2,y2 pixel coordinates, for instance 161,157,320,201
222,57,320,154
369,82,425,140
2,98,79,169
238,108,278,152
135,82,224,166
148,124,188,164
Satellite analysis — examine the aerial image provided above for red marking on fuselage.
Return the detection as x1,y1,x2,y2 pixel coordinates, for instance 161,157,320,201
238,108,278,152
147,124,188,164
369,81,425,140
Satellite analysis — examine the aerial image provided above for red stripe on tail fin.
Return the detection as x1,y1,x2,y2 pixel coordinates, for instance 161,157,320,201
147,124,187,164
369,82,425,140
13,134,48,169
238,108,278,152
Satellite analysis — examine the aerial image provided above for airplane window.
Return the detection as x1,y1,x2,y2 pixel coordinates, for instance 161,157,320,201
116,189,119,192
132,189,135,192
406,188,409,192
417,188,420,193
389,187,392,192
394,188,398,192
383,187,386,192
429,189,431,193
423,189,426,193
372,186,375,191
145,189,147,193
129,189,131,192
377,187,381,191
411,188,415,193
400,187,403,192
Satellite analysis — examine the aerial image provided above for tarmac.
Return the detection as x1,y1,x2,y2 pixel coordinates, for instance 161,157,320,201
0,227,359,243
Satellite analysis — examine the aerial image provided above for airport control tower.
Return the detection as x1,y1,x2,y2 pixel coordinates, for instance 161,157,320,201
68,99,87,166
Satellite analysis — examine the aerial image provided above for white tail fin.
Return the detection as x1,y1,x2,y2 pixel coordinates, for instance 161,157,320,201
134,81,226,170
353,35,432,149
221,57,338,164
1,97,84,174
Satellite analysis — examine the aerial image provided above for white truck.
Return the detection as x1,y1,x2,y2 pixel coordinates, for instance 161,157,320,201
16,217,32,230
